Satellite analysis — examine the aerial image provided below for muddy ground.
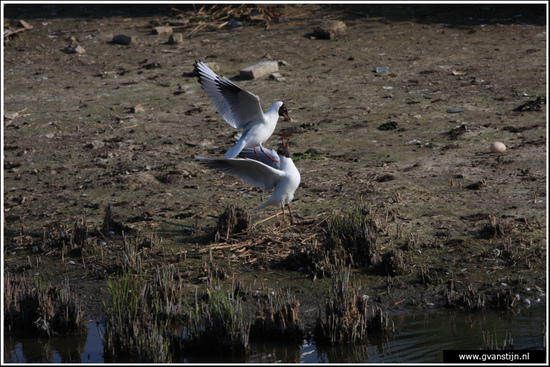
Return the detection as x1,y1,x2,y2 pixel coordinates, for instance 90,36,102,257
3,4,547,332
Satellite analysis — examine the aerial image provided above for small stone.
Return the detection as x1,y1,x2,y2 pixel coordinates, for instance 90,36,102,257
132,104,145,113
269,72,285,82
446,107,465,113
227,20,242,28
4,112,19,120
167,33,184,44
154,26,173,35
490,141,506,154
65,35,78,44
174,83,185,95
85,140,105,149
65,44,85,54
240,61,278,80
112,34,137,45
313,20,347,39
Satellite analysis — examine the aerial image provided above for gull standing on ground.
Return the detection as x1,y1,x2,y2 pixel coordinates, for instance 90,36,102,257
193,61,291,162
195,138,300,224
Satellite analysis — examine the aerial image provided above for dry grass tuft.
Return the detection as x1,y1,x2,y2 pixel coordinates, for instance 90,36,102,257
4,273,86,336
202,217,325,266
481,215,516,238
216,205,251,241
314,266,369,345
314,265,392,346
250,288,304,345
184,281,251,358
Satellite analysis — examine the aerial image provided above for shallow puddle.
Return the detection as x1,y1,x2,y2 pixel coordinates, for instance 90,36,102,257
5,303,545,363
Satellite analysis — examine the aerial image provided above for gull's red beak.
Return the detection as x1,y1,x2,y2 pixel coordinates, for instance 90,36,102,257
279,103,292,122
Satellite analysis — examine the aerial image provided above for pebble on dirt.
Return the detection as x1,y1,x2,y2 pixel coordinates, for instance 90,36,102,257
240,61,279,80
84,140,105,149
446,107,465,113
4,112,19,120
168,33,184,44
313,20,347,39
112,34,137,45
154,26,173,35
490,142,506,154
65,35,78,45
131,104,145,113
65,44,85,54
227,19,242,28
269,72,285,82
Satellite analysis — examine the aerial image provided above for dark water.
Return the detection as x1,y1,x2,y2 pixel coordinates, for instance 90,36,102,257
4,303,546,363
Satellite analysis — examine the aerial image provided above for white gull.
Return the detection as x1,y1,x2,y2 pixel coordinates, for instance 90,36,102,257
194,61,291,162
195,138,300,224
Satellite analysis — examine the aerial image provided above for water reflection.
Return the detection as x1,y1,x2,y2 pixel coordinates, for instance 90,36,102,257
4,303,546,363
315,343,372,363
249,342,302,363
5,324,88,363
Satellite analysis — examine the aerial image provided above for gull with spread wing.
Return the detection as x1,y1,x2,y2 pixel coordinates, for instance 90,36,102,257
195,138,300,224
194,61,291,162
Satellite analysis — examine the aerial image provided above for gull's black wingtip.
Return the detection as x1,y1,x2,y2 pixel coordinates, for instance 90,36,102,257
193,60,204,80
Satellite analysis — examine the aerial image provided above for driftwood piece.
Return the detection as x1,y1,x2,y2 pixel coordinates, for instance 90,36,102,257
4,20,33,40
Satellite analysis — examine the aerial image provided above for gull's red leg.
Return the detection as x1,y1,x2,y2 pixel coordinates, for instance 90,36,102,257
254,147,261,160
260,146,278,163
286,204,294,225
